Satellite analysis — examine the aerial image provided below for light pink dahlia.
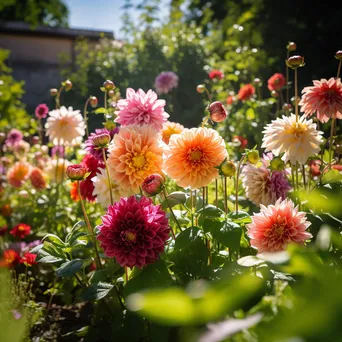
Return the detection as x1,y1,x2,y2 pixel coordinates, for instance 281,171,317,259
299,77,342,123
97,196,170,268
247,198,312,253
154,71,179,95
114,88,169,131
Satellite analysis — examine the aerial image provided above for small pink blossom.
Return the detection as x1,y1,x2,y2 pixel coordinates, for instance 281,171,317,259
35,104,49,119
154,71,179,94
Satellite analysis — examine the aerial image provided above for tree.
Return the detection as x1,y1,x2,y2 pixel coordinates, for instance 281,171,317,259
0,0,69,27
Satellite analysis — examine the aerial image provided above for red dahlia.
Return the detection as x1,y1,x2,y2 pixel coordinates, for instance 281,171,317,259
97,196,170,268
10,223,31,239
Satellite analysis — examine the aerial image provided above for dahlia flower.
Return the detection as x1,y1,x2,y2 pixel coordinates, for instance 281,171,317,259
10,223,31,239
91,168,130,208
237,84,255,101
299,77,342,123
7,161,30,188
262,114,323,165
242,158,291,206
45,106,85,145
247,198,312,253
12,140,30,158
84,127,119,161
164,127,227,189
267,73,286,92
209,69,224,80
154,71,179,94
30,167,47,190
20,252,37,266
0,249,20,267
107,125,164,193
161,121,184,144
97,196,170,268
35,103,49,119
5,129,23,147
114,88,169,131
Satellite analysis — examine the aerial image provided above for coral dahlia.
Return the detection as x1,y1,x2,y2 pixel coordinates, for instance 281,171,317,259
299,77,342,123
247,198,312,253
7,161,30,188
262,114,323,165
164,127,227,189
30,167,47,190
107,125,164,193
45,106,85,145
161,121,184,144
114,88,169,131
97,196,170,268
267,73,286,92
1,249,20,267
237,84,255,101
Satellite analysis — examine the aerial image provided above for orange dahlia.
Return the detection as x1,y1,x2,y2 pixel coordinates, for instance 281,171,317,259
30,167,47,190
161,121,184,144
7,161,30,188
164,127,227,189
107,125,164,193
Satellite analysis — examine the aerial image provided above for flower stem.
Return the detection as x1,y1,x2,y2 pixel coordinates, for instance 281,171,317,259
102,148,114,205
190,190,194,227
77,181,102,270
55,86,64,109
302,164,307,191
235,154,245,213
337,60,342,79
294,68,299,122
83,97,91,137
39,120,44,145
125,266,129,283
162,188,179,238
215,179,218,207
328,117,336,168
286,50,289,104
224,176,228,214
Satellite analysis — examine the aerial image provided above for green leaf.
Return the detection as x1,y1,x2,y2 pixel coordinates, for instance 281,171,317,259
321,169,342,184
81,282,114,301
174,226,203,250
94,107,107,114
228,210,252,224
42,233,65,247
161,191,188,209
56,259,87,278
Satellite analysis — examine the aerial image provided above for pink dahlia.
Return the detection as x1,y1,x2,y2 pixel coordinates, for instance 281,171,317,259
35,104,49,119
247,198,312,253
5,129,23,147
84,127,119,161
154,71,179,95
97,196,170,268
114,88,169,131
299,77,342,123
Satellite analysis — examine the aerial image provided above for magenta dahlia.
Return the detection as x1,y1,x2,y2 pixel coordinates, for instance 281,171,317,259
97,196,170,268
154,71,179,95
114,88,169,131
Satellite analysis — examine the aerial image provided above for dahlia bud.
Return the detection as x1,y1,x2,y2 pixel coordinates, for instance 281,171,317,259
246,150,259,164
286,55,305,69
282,103,292,111
108,90,116,98
220,160,236,177
103,80,115,91
208,101,227,123
286,41,297,51
142,174,165,196
253,78,262,86
50,88,58,97
64,79,73,91
92,133,111,148
0,132,5,143
90,96,98,108
335,50,342,60
271,90,278,97
105,121,116,131
270,157,285,171
196,85,206,93
66,164,87,181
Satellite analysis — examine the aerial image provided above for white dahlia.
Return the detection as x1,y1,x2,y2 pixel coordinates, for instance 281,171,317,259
261,114,323,165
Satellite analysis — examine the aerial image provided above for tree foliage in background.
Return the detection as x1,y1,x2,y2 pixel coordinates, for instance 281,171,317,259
0,0,69,27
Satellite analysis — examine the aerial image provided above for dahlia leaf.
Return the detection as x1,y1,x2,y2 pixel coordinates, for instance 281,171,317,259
161,191,188,209
80,282,114,301
56,259,88,278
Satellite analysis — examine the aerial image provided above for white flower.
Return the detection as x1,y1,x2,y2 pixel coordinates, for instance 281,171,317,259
92,168,131,209
45,106,85,145
261,114,323,165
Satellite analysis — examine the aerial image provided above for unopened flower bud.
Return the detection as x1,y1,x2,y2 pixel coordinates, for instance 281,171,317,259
90,96,98,108
50,88,58,97
335,50,342,60
270,157,285,171
209,101,227,123
32,136,40,145
286,42,297,51
246,150,259,164
66,164,87,181
282,103,292,111
0,132,5,143
142,174,165,196
271,90,278,97
253,78,262,86
92,133,111,148
220,160,236,177
105,121,116,131
286,55,305,69
108,90,116,98
103,80,115,91
291,96,301,106
196,85,206,93
64,79,72,91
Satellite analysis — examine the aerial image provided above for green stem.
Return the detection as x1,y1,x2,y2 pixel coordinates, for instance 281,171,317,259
83,97,90,137
302,164,307,191
162,188,179,238
286,50,289,104
77,181,102,269
55,86,64,109
215,179,218,207
294,68,299,122
328,117,336,168
337,60,342,79
224,176,228,214
235,155,245,213
102,148,114,205
190,190,194,227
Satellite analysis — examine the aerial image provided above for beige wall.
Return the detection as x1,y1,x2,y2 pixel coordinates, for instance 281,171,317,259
0,33,74,64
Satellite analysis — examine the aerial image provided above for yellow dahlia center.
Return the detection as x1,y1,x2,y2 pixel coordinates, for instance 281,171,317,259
272,217,287,237
189,149,202,161
132,154,146,169
59,117,69,127
18,225,26,231
289,123,307,138
125,230,137,242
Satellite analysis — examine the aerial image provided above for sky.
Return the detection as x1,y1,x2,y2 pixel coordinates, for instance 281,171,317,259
64,0,171,39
